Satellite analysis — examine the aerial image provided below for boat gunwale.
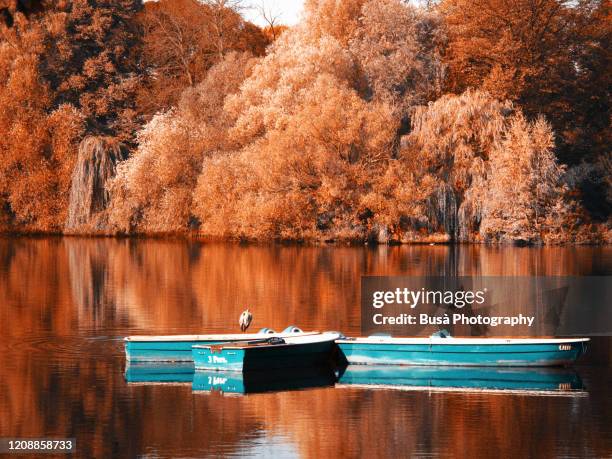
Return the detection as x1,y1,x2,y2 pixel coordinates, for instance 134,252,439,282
192,333,341,350
125,331,319,342
334,384,588,397
335,337,590,345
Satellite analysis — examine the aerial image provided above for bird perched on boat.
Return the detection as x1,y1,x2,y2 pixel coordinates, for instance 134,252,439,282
239,309,253,332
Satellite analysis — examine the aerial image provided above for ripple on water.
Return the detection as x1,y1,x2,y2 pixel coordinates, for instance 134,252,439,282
1,334,124,363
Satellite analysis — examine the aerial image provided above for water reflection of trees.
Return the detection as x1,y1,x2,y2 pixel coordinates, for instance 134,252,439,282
0,238,608,336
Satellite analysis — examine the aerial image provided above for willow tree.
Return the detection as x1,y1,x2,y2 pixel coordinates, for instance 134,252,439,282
394,90,564,242
480,116,563,242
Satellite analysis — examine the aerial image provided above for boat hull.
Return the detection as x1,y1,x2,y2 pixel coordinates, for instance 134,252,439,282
337,365,585,394
126,339,233,363
192,336,338,371
336,339,588,367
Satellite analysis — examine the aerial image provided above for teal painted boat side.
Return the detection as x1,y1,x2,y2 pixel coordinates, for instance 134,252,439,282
336,340,587,367
193,347,247,371
125,340,232,362
192,336,338,371
337,365,584,393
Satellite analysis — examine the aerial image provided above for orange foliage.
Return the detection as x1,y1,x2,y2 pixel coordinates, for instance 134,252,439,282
109,52,256,233
107,0,608,243
303,0,367,45
440,0,610,163
136,0,269,117
0,20,83,232
193,74,397,240
0,0,608,241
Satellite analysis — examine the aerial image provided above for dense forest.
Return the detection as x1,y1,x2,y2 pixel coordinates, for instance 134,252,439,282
0,0,609,244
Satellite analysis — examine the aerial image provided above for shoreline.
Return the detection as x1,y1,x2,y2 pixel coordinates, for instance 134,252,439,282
0,231,609,246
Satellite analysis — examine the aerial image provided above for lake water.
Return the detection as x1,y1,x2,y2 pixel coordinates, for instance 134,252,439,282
0,238,610,458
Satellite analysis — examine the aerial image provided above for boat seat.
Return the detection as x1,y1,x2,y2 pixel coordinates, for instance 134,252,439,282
431,329,452,338
258,328,277,334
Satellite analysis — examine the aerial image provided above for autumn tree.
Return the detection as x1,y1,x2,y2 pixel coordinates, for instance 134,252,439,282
256,0,282,41
0,0,146,231
202,0,246,58
140,0,216,89
350,0,445,136
40,0,142,143
302,0,367,45
480,116,563,242
394,89,579,243
225,28,359,144
191,1,407,240
407,91,510,197
109,53,256,233
194,72,396,240
440,0,610,165
136,0,268,117
0,14,83,231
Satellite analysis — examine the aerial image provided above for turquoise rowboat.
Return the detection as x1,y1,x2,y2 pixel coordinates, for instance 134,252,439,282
336,336,589,367
336,365,585,395
192,366,336,395
124,326,311,362
192,332,341,372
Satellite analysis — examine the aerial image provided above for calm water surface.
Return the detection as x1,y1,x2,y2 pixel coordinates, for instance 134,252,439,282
0,238,610,458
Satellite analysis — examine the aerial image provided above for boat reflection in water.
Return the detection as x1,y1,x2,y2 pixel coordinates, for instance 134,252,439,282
124,362,195,385
192,366,337,396
124,363,338,395
336,365,586,396
125,363,586,396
